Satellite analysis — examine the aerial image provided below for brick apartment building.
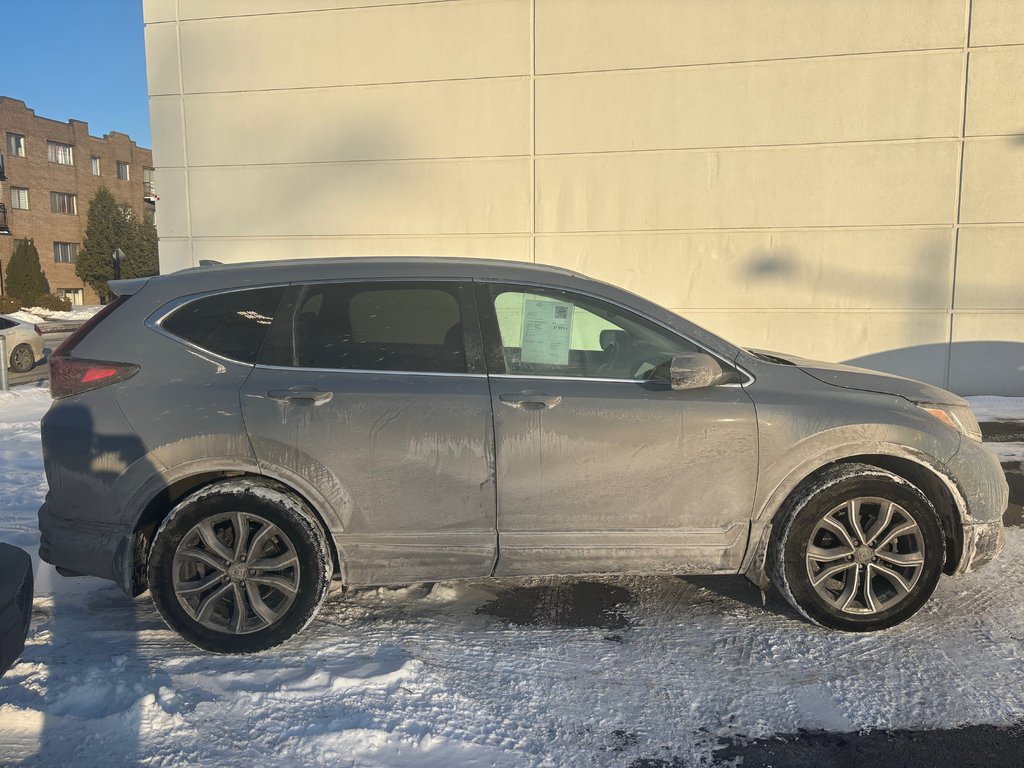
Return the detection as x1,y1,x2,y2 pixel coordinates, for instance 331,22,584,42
0,97,154,305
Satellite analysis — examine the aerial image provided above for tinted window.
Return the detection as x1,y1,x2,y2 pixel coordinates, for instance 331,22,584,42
162,287,285,363
487,285,698,380
261,282,467,373
0,318,14,330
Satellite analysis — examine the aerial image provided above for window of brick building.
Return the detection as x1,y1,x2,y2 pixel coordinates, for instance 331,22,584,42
116,161,130,180
50,192,77,215
6,133,25,158
11,187,29,210
47,141,74,165
91,156,101,175
58,288,84,306
53,242,79,264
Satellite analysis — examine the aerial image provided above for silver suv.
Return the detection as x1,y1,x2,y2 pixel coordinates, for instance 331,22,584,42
38,258,1007,652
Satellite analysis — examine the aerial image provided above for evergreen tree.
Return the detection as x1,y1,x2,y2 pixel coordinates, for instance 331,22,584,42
5,239,47,305
76,188,122,302
76,188,159,301
122,209,159,280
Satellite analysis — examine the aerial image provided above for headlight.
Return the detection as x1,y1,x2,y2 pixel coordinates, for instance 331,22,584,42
917,403,983,442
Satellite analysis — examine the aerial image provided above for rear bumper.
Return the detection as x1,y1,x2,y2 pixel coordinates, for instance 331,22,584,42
38,497,142,595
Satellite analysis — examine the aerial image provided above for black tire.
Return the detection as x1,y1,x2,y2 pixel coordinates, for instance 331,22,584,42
148,478,332,653
10,344,34,373
768,463,945,632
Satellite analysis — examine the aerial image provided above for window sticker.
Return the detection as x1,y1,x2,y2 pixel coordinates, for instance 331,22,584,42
520,299,574,365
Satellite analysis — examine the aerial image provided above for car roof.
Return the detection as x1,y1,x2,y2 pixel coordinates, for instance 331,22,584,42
111,256,595,299
173,256,583,280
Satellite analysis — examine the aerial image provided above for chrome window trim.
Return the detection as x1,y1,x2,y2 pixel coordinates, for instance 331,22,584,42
489,373,746,388
148,280,480,377
146,282,292,368
478,278,755,386
254,363,486,379
146,276,754,386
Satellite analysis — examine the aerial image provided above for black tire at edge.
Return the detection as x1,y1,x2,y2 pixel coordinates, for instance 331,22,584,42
148,479,332,654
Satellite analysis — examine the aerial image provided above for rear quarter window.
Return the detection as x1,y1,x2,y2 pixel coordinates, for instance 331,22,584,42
161,287,285,363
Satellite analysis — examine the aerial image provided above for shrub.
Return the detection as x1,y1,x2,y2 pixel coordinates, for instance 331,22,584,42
32,293,73,312
0,295,22,314
6,239,47,305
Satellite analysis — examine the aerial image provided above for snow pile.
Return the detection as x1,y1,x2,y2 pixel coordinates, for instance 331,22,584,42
968,396,1024,424
8,306,102,325
1,389,1023,766
968,396,1024,465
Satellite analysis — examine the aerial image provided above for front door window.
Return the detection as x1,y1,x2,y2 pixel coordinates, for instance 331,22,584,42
487,285,700,381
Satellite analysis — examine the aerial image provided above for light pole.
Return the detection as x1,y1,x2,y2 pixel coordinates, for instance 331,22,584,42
112,248,125,281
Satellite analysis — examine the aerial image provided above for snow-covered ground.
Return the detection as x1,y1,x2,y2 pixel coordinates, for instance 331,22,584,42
1,387,1023,767
9,306,102,325
969,396,1024,465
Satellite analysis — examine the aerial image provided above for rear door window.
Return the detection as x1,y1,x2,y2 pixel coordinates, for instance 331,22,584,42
259,281,474,374
161,287,285,363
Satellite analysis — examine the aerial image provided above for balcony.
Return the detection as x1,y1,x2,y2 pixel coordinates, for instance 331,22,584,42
0,204,9,235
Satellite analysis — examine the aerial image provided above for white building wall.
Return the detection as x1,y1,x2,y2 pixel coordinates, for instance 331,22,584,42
144,0,1024,394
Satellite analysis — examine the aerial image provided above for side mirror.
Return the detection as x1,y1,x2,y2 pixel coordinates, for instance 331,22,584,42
670,352,729,391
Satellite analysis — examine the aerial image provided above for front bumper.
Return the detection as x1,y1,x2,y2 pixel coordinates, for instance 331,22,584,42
944,437,1008,574
956,519,1005,575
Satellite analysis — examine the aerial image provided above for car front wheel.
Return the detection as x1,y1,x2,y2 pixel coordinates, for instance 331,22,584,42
148,479,332,653
768,463,945,631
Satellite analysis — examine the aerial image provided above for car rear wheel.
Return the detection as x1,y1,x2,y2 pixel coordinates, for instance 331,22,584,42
148,479,332,653
9,344,34,373
768,463,945,631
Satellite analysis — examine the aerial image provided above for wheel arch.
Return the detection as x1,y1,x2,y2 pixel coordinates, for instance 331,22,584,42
743,447,967,589
127,469,341,596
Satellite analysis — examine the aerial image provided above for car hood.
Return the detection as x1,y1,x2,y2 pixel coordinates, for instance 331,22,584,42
747,349,966,406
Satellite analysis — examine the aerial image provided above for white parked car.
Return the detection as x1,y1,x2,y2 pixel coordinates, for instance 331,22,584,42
0,315,44,373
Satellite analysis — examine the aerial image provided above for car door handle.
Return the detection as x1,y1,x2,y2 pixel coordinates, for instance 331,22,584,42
498,393,561,410
267,389,333,405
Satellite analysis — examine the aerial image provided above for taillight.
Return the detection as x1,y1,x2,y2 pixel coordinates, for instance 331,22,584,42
33,325,42,336
49,356,139,399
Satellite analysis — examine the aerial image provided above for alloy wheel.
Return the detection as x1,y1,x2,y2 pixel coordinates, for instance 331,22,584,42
804,497,925,616
172,511,301,634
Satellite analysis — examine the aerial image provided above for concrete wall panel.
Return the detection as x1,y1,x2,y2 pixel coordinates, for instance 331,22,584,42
178,0,530,94
971,0,1024,47
960,138,1024,223
538,52,963,154
955,227,1024,309
153,168,190,238
190,236,532,264
183,78,531,166
950,313,1024,395
178,0,441,20
536,142,959,232
536,229,953,311
156,239,193,274
186,158,531,237
537,0,964,74
144,23,181,97
148,96,185,168
966,46,1024,137
143,0,176,24
684,310,951,384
